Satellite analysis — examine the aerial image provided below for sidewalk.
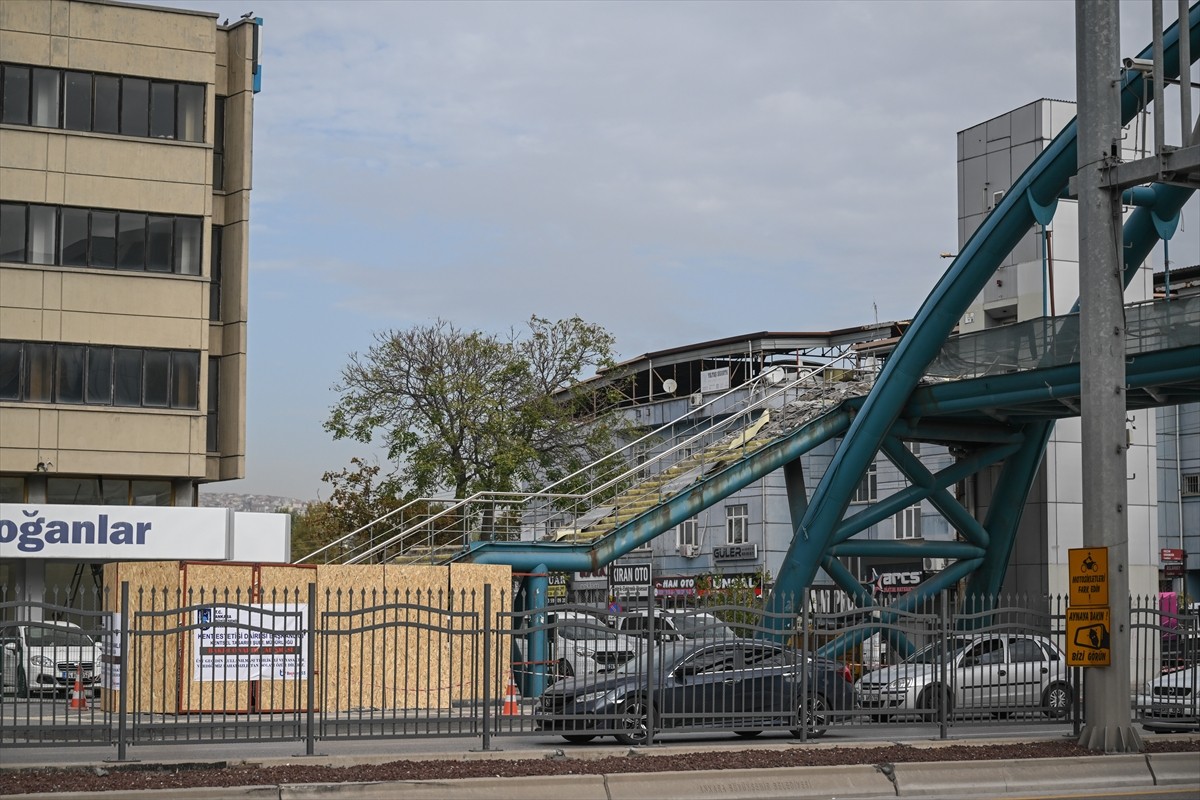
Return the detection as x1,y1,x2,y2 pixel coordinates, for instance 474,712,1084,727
2,733,1197,800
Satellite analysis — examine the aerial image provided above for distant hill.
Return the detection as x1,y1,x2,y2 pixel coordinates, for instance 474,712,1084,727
199,492,311,514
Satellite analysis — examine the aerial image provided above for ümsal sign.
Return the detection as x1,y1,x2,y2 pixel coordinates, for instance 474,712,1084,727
0,504,231,560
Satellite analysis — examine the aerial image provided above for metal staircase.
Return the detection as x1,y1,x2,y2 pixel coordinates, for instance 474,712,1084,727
295,355,877,566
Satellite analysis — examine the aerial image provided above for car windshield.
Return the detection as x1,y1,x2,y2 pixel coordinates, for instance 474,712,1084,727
26,626,94,648
668,613,735,639
560,625,618,642
903,637,975,665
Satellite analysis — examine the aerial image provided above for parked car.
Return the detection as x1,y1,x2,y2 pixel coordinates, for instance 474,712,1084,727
514,611,643,683
1135,664,1198,733
855,634,1071,719
0,621,103,698
614,608,739,643
534,638,857,744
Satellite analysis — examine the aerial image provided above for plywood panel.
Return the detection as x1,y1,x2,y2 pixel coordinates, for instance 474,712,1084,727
102,560,180,714
449,563,513,704
179,562,254,713
256,563,317,712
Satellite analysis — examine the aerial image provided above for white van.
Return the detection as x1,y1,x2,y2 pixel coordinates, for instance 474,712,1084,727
1,621,103,697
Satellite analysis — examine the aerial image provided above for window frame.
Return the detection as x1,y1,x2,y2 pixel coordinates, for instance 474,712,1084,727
725,503,749,546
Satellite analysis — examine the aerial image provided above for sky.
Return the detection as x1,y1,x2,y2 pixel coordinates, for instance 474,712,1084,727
173,0,1200,502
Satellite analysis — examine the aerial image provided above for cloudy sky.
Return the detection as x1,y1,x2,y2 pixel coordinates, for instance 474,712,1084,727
173,0,1198,502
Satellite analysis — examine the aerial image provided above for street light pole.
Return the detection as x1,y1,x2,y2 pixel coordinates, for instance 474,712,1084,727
1074,0,1141,753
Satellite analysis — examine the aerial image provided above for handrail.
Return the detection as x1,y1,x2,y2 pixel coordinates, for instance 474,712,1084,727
328,359,859,565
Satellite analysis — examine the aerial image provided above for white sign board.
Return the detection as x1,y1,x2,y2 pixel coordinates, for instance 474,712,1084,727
192,604,308,681
99,612,122,690
0,504,231,560
700,367,730,393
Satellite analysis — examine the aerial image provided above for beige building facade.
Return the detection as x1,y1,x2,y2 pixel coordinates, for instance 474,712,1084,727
0,0,257,522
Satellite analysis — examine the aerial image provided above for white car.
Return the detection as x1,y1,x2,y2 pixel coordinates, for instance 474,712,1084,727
614,609,739,643
855,634,1072,719
515,611,642,683
1,620,103,697
1135,664,1198,733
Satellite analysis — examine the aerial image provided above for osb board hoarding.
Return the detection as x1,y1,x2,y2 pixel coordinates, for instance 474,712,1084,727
102,561,182,715
105,561,512,715
178,562,316,714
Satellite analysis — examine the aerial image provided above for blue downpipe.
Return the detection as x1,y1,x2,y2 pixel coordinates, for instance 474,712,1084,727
769,8,1200,621
515,567,550,698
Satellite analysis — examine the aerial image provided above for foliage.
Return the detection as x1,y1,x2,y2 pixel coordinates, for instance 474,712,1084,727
289,458,412,561
325,316,627,500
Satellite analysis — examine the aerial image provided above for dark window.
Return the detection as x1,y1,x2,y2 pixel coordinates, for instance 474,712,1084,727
60,207,89,266
213,95,226,188
93,75,119,133
25,343,53,402
207,356,219,451
100,479,129,504
117,212,146,269
146,215,173,272
177,83,204,143
63,71,92,131
90,210,116,267
31,68,59,127
1008,638,1045,663
142,349,169,407
55,344,84,403
209,226,223,319
86,346,112,404
113,348,141,406
28,205,56,265
0,342,20,400
171,350,199,408
175,216,202,275
149,81,174,138
2,65,30,124
0,203,25,262
131,480,171,505
120,77,149,137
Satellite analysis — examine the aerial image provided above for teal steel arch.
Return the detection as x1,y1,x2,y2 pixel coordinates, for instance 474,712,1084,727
445,8,1200,647
767,4,1200,626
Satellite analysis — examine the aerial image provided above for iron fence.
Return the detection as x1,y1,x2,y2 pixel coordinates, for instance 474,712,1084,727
1,585,1196,752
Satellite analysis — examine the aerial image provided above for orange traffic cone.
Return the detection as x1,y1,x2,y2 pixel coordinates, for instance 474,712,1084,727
68,671,88,711
501,672,522,716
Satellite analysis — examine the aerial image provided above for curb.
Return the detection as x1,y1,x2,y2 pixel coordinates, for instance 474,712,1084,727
3,754,1195,800
890,754,1151,797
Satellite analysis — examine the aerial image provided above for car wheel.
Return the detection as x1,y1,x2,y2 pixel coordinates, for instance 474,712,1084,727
790,693,829,739
734,730,762,738
870,713,891,723
1042,682,1072,719
613,696,651,746
562,734,595,744
918,685,951,720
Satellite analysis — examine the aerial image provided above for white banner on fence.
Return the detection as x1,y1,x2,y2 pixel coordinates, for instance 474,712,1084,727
192,604,308,681
99,612,122,690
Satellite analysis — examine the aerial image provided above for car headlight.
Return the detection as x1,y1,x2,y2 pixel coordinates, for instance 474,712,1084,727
887,677,914,691
31,655,55,668
574,689,618,705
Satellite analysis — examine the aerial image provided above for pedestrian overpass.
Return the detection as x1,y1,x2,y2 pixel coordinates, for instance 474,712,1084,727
297,5,1200,647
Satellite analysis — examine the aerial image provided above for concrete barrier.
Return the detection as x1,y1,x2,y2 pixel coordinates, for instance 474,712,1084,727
892,755,1153,796
279,775,610,800
604,765,896,800
1146,751,1200,785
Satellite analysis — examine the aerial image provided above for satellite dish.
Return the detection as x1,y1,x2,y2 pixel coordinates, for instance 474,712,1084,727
662,379,678,394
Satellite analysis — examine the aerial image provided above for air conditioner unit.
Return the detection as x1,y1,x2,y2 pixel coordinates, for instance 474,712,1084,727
681,544,700,558
923,557,947,572
689,393,704,408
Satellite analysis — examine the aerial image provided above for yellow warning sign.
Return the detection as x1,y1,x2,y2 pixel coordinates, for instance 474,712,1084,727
1068,547,1108,607
1065,606,1111,666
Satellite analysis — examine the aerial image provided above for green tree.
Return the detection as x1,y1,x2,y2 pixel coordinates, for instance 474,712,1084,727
325,316,625,503
289,458,405,561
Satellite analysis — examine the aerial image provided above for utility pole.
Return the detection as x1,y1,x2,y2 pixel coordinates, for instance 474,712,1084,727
1074,0,1141,753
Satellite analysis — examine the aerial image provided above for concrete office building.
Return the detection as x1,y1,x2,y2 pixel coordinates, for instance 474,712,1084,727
0,0,261,593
